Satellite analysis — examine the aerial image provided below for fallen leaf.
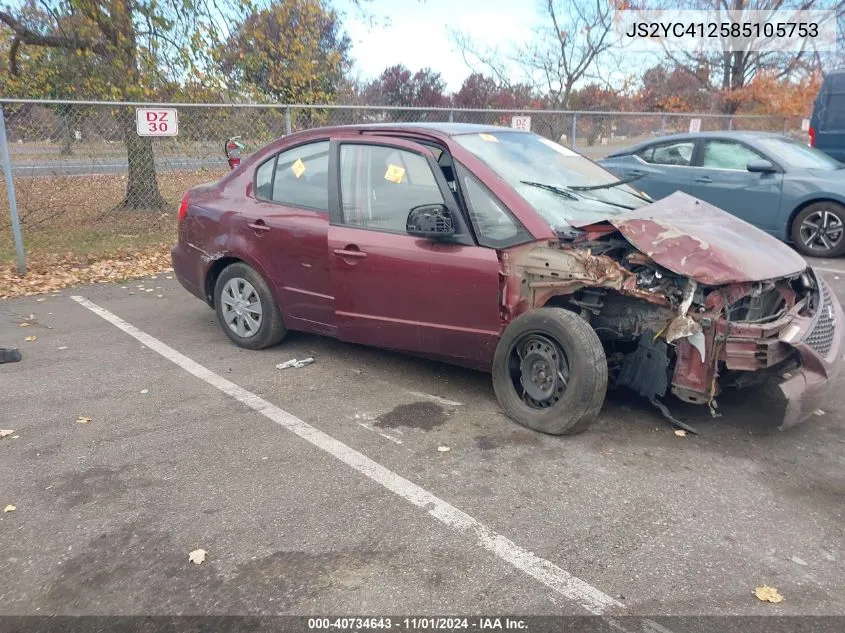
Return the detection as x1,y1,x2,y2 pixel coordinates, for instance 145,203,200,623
140,389,149,394
19,322,30,327
3,505,15,513
790,556,808,566
674,429,687,437
754,585,784,603
58,346,68,350
156,294,163,298
24,336,36,342
437,445,451,452
813,409,825,416
189,549,207,564
27,314,35,320
76,416,92,424
145,289,154,293
0,429,14,438
36,298,46,302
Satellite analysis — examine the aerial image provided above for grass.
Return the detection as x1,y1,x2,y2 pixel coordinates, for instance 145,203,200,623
0,168,226,297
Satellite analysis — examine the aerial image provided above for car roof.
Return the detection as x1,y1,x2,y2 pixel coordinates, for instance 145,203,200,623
604,130,787,157
289,122,519,140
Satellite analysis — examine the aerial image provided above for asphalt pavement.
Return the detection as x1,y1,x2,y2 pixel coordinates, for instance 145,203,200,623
1,258,844,623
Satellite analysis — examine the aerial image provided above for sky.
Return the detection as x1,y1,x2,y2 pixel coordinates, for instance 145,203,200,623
336,0,538,92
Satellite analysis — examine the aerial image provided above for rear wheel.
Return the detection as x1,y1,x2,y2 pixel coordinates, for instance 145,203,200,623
492,308,607,435
214,262,286,350
791,202,845,257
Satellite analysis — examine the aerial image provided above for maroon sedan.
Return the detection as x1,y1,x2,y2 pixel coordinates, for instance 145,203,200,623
172,123,843,434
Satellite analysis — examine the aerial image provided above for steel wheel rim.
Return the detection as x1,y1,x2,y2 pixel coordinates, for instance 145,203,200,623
220,277,263,338
507,332,570,409
800,210,844,253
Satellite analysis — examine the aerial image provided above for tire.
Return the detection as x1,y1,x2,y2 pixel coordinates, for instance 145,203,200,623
492,308,607,435
213,262,286,350
791,201,845,258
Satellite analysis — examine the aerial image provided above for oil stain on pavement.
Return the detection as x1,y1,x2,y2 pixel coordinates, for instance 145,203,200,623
374,402,453,431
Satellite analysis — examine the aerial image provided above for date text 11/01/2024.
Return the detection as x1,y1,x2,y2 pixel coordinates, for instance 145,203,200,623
307,618,528,631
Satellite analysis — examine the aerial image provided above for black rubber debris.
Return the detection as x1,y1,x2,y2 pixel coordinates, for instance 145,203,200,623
0,348,22,364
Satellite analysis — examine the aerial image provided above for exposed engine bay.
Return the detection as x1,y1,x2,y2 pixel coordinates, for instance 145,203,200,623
501,222,834,428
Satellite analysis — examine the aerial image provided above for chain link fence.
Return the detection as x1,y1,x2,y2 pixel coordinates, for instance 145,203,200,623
0,99,807,271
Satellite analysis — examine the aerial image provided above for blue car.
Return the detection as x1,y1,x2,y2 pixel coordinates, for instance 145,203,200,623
599,131,845,258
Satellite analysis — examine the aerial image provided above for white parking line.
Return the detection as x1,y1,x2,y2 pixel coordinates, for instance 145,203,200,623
71,295,623,617
812,266,845,275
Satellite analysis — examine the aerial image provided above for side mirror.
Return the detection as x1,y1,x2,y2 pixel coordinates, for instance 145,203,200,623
406,204,456,240
747,159,776,173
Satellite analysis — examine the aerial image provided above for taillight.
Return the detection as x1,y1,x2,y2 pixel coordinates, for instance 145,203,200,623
809,126,816,147
178,195,189,222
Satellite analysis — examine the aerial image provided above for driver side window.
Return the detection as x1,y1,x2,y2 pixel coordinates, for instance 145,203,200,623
339,144,446,233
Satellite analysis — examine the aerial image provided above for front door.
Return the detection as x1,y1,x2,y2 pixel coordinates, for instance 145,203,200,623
686,139,784,232
327,137,502,369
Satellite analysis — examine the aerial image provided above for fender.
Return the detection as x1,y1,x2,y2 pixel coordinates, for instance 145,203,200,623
778,192,845,241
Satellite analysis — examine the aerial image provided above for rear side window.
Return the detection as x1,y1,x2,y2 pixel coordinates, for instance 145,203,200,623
254,141,330,211
823,92,845,130
255,159,274,199
638,141,694,166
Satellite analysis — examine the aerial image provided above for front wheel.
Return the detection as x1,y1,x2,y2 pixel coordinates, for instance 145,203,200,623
492,308,608,435
791,202,845,257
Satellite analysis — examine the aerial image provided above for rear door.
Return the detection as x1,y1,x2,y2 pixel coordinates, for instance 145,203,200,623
685,139,784,231
250,140,334,334
624,138,697,199
327,136,502,369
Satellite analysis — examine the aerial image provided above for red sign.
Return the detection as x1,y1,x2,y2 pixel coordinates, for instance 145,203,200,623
136,108,179,136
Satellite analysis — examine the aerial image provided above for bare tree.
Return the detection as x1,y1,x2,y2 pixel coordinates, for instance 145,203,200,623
452,0,619,109
655,0,844,113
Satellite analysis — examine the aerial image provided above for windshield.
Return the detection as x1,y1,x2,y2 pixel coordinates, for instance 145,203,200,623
756,137,842,170
453,131,648,230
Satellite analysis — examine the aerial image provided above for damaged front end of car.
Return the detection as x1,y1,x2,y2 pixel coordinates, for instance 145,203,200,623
500,192,845,429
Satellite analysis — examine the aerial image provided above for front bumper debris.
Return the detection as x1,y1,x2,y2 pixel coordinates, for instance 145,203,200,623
670,273,844,428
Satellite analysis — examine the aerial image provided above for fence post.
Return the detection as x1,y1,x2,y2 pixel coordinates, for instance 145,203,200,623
449,110,454,123
284,107,292,135
783,117,789,135
0,105,25,276
570,113,577,149
660,113,666,135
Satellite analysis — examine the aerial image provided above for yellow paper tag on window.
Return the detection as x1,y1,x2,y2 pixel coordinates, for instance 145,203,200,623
384,164,406,184
291,158,306,178
479,133,498,142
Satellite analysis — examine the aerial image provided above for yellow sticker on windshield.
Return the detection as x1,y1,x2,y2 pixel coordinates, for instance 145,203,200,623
479,133,499,142
384,164,406,183
291,158,306,179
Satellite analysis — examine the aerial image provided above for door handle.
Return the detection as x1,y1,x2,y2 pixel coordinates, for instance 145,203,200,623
694,176,712,184
628,170,645,177
333,245,367,259
247,220,270,233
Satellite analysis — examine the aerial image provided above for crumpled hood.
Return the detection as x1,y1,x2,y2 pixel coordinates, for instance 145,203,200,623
570,191,807,285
